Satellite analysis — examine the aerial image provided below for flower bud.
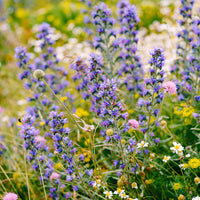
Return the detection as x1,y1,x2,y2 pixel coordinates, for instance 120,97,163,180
33,69,45,80
106,129,114,136
145,180,150,184
121,139,126,144
160,120,167,129
194,177,200,184
178,194,185,200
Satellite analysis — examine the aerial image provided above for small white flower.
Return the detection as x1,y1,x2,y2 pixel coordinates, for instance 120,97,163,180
192,196,200,200
186,154,190,158
114,188,124,195
137,141,149,148
179,163,188,170
103,191,113,199
93,179,101,188
170,142,184,155
119,192,129,199
163,156,171,163
131,182,138,189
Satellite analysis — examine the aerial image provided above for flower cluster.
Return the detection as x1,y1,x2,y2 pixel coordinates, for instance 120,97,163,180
20,115,48,166
137,48,167,140
15,22,74,127
70,57,90,99
91,3,117,79
117,0,143,92
88,53,128,134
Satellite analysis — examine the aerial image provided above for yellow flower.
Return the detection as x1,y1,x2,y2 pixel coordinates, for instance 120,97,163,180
60,97,67,101
134,93,140,99
178,194,185,200
180,102,187,107
47,14,54,22
75,108,89,118
83,151,91,162
59,1,71,13
106,129,114,136
13,172,19,179
182,107,194,117
54,19,61,26
150,116,155,124
128,109,134,114
194,177,200,184
15,8,29,18
121,139,126,144
188,158,200,169
173,183,182,190
40,121,45,126
54,162,63,170
174,107,182,115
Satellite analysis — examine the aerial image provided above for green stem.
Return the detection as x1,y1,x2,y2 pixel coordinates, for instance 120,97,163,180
0,165,18,195
73,163,94,199
38,161,47,200
24,150,31,200
42,79,80,129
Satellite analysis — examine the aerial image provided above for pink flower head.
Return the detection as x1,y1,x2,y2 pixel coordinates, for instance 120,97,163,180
0,106,3,113
162,81,177,95
35,135,46,146
128,119,139,129
50,172,60,181
3,193,18,200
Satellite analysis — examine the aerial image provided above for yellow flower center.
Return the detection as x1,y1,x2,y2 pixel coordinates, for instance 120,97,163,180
117,188,122,193
106,192,110,197
183,164,188,168
174,145,180,150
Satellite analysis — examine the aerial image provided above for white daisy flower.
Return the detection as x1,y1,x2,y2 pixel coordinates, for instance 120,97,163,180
163,156,171,163
103,191,113,199
186,154,190,158
137,141,149,148
131,182,138,189
170,142,184,155
114,188,124,195
179,163,188,170
192,196,200,200
119,192,129,199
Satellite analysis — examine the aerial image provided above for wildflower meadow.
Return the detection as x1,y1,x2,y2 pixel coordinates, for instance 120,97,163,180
0,0,199,199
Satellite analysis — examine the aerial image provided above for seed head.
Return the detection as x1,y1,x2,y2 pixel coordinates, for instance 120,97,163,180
33,69,45,80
